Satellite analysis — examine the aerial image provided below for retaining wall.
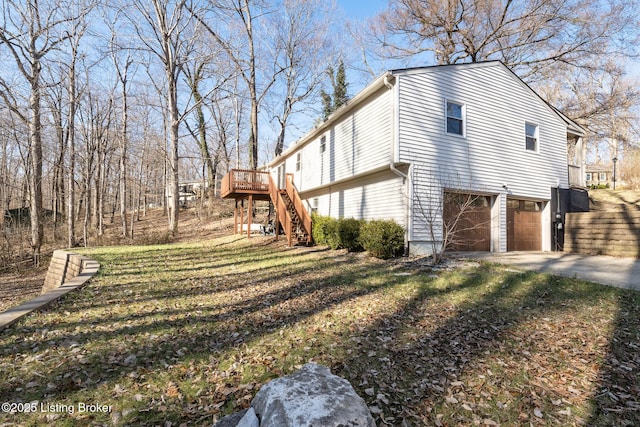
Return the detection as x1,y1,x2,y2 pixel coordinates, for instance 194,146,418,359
564,210,640,257
0,250,99,330
42,250,92,293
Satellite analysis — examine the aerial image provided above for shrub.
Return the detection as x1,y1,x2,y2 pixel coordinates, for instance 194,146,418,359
312,215,364,251
311,213,333,246
324,217,340,249
335,218,364,252
359,220,405,259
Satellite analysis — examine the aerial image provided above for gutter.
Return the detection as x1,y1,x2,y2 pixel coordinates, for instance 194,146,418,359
268,71,395,167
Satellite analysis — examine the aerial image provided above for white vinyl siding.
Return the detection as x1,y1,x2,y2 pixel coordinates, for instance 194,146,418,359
271,86,393,190
397,63,568,243
268,85,400,225
291,87,392,192
301,170,405,225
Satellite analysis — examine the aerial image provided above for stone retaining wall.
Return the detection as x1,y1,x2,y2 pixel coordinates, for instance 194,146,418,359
564,210,640,257
42,249,93,293
0,250,99,330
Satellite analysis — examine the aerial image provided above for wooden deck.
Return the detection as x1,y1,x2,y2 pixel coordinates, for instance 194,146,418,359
220,169,312,246
220,169,271,199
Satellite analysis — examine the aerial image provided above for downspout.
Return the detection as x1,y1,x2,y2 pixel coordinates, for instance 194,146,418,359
385,73,410,255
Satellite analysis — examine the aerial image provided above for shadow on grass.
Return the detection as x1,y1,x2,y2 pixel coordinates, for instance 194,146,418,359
0,242,638,427
327,267,638,426
586,289,640,427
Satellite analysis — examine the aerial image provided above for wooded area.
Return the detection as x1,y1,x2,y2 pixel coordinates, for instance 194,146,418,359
1,0,639,266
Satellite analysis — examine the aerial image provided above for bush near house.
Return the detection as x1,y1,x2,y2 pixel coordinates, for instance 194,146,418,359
311,213,334,247
311,215,403,258
311,215,363,251
359,219,405,259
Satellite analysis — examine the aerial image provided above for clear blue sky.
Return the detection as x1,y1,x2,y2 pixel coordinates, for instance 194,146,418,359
337,0,388,20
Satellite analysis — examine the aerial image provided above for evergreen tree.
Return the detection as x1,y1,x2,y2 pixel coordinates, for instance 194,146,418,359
320,60,349,120
333,61,348,110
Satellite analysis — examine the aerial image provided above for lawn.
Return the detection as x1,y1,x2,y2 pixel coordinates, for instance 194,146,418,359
0,235,638,426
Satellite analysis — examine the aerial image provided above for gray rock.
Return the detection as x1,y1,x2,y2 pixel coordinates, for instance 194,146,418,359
237,407,259,427
213,409,248,427
251,363,375,427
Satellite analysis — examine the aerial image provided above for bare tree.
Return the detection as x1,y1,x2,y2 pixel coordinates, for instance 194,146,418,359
0,0,85,264
270,0,337,157
108,24,136,238
193,0,285,170
128,0,197,236
65,13,91,248
370,0,639,80
413,166,491,264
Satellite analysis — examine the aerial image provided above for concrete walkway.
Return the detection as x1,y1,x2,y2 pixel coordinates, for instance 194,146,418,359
456,252,640,291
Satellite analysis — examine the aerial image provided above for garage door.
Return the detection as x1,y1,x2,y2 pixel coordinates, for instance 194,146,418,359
507,199,542,251
443,193,491,251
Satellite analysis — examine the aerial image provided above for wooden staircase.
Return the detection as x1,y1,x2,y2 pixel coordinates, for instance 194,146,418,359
221,169,312,246
280,190,311,245
268,173,313,246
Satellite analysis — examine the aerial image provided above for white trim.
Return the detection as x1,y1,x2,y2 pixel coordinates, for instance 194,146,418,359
525,122,539,153
445,98,466,138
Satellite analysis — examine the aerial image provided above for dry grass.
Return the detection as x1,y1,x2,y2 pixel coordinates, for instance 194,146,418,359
0,236,638,426
0,200,238,313
589,189,640,211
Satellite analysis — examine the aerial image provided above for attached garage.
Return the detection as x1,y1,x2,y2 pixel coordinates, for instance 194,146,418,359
507,199,542,251
443,193,492,251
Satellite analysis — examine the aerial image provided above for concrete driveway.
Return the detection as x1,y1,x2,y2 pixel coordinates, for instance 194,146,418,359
455,252,640,291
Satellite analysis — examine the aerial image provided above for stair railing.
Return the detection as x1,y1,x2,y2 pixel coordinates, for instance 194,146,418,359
268,174,294,246
285,174,312,244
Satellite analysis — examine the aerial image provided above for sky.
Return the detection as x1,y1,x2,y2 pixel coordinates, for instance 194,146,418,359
337,0,388,20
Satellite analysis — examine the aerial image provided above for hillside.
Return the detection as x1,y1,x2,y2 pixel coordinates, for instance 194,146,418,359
0,198,242,312
588,189,640,211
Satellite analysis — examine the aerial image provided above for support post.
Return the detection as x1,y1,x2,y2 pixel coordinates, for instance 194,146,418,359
247,195,253,239
234,199,238,234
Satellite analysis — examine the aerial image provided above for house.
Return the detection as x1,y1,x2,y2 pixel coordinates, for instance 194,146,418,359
585,165,613,188
223,61,586,254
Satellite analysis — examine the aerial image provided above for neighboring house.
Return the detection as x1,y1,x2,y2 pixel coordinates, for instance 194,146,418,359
585,165,613,187
263,61,585,255
178,180,209,205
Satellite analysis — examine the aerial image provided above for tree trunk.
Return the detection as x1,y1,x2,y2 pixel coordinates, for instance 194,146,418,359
28,76,44,266
167,75,180,236
67,52,77,248
120,79,128,237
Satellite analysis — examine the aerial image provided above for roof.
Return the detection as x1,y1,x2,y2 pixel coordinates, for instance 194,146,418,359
268,61,585,167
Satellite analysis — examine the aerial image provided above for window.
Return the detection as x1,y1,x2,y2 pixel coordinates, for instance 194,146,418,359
320,136,326,153
599,172,607,181
446,100,465,136
295,153,301,172
586,172,592,181
523,200,541,211
525,123,538,151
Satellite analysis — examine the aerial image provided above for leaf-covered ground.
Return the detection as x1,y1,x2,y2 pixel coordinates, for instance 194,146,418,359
0,235,638,426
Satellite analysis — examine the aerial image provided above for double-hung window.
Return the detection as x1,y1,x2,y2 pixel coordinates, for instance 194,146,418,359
446,100,465,136
320,135,326,154
525,123,538,152
295,153,301,172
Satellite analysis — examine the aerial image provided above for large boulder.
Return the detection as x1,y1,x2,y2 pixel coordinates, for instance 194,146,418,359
251,363,375,427
213,363,375,427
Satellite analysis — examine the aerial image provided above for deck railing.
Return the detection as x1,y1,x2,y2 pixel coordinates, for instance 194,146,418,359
220,169,270,198
568,164,584,187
